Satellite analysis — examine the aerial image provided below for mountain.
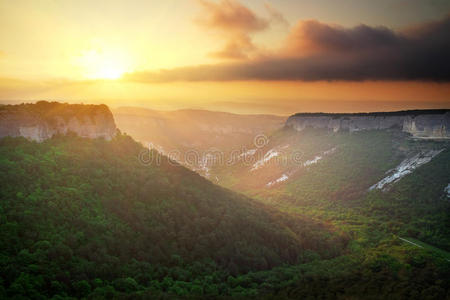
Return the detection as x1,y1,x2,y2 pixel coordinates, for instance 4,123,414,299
113,107,284,152
0,132,346,298
1,103,449,299
0,101,117,142
189,110,450,195
199,111,450,298
286,110,450,138
113,107,285,177
112,107,450,253
212,119,450,251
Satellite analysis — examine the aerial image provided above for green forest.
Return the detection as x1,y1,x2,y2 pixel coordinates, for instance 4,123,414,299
0,134,449,299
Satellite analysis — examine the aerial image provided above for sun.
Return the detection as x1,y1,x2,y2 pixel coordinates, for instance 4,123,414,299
92,62,125,80
77,49,130,80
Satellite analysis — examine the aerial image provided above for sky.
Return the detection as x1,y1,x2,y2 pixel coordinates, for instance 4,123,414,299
0,0,449,115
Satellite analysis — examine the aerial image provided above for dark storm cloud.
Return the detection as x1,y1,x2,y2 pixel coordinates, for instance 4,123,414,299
125,15,450,82
281,20,403,55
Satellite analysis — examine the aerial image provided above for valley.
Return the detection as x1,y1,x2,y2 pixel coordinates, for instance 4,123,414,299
0,102,449,298
112,106,450,297
2,1,450,298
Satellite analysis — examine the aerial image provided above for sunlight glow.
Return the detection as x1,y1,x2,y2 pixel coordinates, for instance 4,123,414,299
77,49,130,80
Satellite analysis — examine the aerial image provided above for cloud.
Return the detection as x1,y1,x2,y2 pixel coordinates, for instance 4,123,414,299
281,20,402,57
196,0,270,60
196,0,290,60
264,2,289,27
196,0,268,33
126,15,450,82
208,34,256,59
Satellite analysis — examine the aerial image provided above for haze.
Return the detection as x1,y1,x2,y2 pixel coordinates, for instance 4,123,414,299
1,0,449,114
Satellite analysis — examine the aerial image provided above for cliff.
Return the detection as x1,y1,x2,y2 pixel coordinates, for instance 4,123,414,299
285,110,450,138
0,101,117,142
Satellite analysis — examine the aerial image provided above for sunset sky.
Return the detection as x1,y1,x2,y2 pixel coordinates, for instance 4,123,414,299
1,0,449,114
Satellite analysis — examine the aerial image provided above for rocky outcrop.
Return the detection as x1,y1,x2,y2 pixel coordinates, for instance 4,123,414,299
0,101,117,142
286,110,450,138
369,149,444,191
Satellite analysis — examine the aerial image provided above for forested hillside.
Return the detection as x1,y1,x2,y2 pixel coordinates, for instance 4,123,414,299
0,134,346,298
273,129,450,252
0,132,449,298
214,128,450,253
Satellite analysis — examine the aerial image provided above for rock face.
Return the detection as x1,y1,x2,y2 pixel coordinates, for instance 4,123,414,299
0,101,117,142
445,184,450,198
369,149,444,191
286,110,450,138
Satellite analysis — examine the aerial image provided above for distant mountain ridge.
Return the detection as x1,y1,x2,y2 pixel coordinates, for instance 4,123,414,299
291,109,450,117
113,106,285,151
0,101,117,142
286,109,450,138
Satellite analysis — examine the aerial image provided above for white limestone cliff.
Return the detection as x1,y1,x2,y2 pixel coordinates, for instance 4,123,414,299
286,110,450,139
0,101,117,142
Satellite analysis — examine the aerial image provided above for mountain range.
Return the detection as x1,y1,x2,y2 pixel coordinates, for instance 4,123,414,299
0,102,449,299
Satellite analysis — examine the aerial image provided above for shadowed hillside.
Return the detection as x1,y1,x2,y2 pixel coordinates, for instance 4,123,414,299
0,134,346,298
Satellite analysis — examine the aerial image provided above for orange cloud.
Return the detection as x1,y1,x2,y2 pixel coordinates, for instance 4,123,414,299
208,33,256,59
126,14,450,82
196,0,268,33
196,0,269,60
